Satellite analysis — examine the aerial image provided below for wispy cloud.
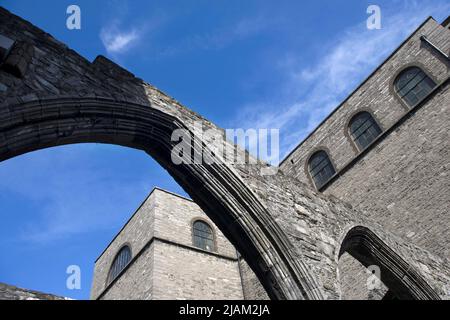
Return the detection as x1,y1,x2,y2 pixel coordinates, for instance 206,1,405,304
100,24,141,55
160,15,273,56
232,1,450,162
98,0,167,58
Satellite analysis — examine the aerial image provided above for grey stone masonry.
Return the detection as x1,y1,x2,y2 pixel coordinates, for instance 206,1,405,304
238,258,270,300
91,188,246,300
280,17,450,262
0,283,67,300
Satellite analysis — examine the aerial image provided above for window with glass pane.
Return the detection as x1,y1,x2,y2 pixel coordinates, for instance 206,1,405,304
394,67,436,107
309,151,335,189
193,221,215,252
349,112,382,151
107,246,132,284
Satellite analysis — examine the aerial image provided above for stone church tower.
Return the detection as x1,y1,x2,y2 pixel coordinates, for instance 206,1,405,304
0,7,449,300
90,188,268,300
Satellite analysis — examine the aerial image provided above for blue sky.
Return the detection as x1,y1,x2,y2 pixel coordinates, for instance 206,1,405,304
0,0,448,300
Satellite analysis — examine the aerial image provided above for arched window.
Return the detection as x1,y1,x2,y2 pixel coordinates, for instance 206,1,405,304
308,151,336,189
193,220,215,252
107,245,132,285
349,112,382,151
394,67,436,107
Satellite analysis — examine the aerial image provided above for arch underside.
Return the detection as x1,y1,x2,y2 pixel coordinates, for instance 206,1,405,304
0,97,324,300
339,226,440,300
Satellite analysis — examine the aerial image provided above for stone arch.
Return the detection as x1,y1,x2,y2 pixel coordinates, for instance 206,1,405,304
0,96,324,300
336,225,440,300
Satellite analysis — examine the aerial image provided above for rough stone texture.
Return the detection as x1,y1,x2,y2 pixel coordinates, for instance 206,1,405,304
280,17,450,260
153,190,237,260
238,258,270,300
280,17,450,299
151,190,244,300
1,7,448,300
240,163,450,300
153,240,243,300
0,282,67,300
338,253,389,300
98,243,155,300
92,188,246,300
2,40,34,78
328,85,450,256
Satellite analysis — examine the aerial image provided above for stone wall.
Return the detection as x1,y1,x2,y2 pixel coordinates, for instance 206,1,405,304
280,17,450,299
0,283,67,300
240,163,450,299
153,240,243,300
92,188,249,300
338,253,389,300
152,189,244,300
327,85,449,257
238,258,270,300
153,190,237,260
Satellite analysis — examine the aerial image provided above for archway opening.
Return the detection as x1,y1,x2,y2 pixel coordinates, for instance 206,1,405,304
338,226,440,300
0,143,269,300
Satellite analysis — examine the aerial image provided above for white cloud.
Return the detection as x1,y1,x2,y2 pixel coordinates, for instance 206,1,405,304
232,1,450,162
100,24,140,55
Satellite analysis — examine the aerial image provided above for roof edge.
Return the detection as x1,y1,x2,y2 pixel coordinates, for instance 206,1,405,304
94,187,192,263
280,16,435,167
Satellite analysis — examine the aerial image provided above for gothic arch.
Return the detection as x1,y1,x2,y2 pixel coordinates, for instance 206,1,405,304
337,226,440,300
0,96,324,300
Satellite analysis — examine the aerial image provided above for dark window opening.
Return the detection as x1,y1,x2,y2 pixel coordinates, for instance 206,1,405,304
193,220,215,252
107,245,132,285
394,67,436,107
308,151,335,189
349,112,382,151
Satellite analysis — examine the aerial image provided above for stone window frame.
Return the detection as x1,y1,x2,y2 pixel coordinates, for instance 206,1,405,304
106,243,133,286
389,62,438,111
304,147,337,191
190,217,217,253
344,108,385,154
